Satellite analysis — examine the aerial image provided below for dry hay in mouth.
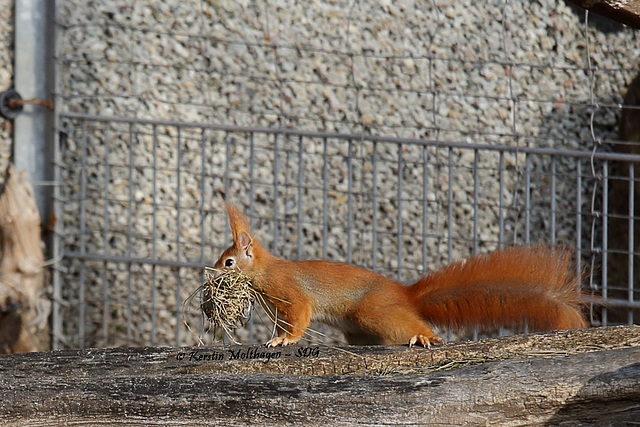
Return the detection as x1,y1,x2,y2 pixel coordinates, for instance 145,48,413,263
199,268,257,338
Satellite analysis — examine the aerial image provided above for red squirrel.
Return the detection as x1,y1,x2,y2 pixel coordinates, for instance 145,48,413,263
213,203,587,347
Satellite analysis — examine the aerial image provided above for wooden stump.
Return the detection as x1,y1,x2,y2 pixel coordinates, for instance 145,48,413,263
0,164,48,353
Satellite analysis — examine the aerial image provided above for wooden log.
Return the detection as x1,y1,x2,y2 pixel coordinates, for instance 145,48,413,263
566,0,640,28
0,326,638,425
1,324,638,377
0,164,48,353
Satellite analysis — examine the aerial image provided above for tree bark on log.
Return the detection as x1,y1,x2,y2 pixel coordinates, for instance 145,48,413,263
566,0,640,28
0,164,48,353
0,326,638,426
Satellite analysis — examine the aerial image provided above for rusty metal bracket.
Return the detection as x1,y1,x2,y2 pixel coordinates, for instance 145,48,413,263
0,89,54,120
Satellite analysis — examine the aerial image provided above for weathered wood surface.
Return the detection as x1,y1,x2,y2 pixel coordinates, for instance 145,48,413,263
567,0,640,28
0,164,48,353
0,326,638,426
1,325,638,377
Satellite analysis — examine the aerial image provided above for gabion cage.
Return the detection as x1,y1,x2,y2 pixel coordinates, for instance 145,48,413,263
52,0,640,349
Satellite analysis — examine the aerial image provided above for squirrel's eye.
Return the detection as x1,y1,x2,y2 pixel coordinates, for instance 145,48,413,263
225,258,234,267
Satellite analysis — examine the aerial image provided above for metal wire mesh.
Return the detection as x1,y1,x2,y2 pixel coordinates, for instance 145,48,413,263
51,0,640,349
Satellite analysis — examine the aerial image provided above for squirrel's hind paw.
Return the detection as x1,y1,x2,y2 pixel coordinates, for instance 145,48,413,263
409,334,444,349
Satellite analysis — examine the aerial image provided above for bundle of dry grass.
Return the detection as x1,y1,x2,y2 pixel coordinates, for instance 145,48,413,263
185,268,348,347
185,268,307,345
199,268,257,338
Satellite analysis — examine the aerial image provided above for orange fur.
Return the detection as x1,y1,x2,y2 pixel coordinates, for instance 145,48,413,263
408,245,587,332
214,204,588,347
225,203,252,245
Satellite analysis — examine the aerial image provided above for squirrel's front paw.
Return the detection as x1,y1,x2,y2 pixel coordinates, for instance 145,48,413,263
266,336,299,347
409,334,444,349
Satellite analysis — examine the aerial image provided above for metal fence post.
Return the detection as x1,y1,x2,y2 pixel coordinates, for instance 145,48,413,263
14,0,56,347
14,0,55,221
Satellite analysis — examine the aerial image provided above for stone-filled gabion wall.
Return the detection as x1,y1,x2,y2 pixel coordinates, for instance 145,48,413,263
54,0,639,348
0,1,13,173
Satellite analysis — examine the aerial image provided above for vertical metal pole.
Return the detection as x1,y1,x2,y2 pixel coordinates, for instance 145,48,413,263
447,147,453,263
78,120,87,348
525,154,531,244
175,126,183,346
198,128,207,342
550,157,557,245
102,126,111,347
472,149,479,342
51,0,63,350
372,142,378,270
322,138,329,259
628,164,634,325
499,152,505,248
200,128,207,265
151,125,158,346
297,136,304,260
602,161,608,326
248,132,256,343
273,134,280,254
422,145,429,274
17,0,56,346
473,149,479,254
576,162,583,279
52,128,62,349
14,0,55,221
198,128,206,343
127,123,134,346
224,133,231,246
347,140,354,264
498,150,505,337
446,147,454,344
397,144,403,281
249,133,256,229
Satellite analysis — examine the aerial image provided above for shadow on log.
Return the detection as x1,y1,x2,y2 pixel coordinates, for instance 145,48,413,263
0,326,638,425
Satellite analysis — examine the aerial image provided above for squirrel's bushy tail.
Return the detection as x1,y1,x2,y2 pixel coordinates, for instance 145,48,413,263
408,245,587,331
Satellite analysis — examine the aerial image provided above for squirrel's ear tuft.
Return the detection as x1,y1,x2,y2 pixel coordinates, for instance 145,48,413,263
225,202,251,245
